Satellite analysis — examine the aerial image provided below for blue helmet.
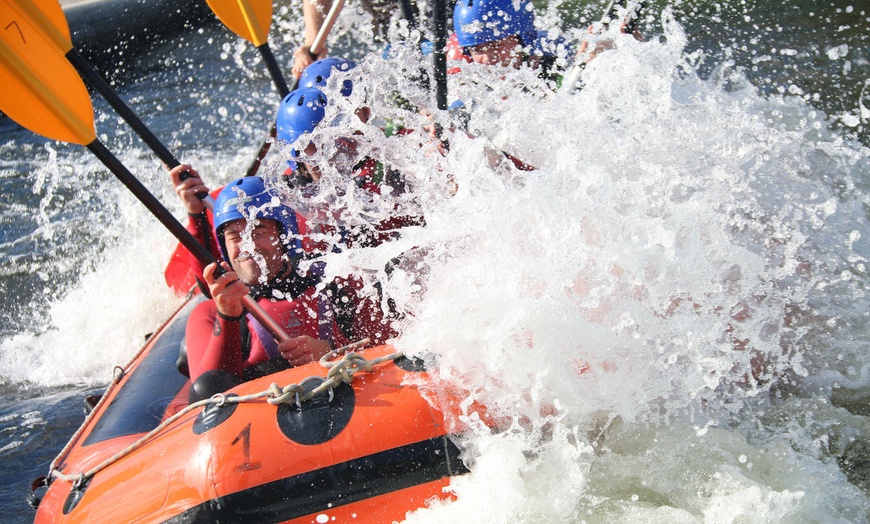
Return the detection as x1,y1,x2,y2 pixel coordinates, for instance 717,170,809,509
213,176,303,261
276,88,328,150
453,0,537,48
299,57,356,97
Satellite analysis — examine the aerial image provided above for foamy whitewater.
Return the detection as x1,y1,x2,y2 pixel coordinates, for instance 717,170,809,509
3,5,870,522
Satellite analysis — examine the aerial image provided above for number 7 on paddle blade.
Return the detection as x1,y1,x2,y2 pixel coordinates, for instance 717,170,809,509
9,0,189,169
8,0,73,53
0,6,94,145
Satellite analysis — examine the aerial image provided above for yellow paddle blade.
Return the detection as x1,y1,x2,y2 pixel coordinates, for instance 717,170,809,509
5,0,73,54
0,6,94,145
205,0,272,47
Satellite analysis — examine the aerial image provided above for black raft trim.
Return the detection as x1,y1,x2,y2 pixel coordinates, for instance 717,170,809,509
162,435,468,523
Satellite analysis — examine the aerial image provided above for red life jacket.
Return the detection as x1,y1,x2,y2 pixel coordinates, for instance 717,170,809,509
185,284,350,383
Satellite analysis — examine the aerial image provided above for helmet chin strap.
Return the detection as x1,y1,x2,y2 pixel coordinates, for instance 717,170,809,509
249,256,300,299
274,257,292,281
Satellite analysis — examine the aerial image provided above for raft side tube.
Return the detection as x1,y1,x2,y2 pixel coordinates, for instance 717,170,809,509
164,436,468,522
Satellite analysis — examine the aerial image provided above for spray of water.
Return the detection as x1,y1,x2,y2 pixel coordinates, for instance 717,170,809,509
257,11,870,520
1,3,869,520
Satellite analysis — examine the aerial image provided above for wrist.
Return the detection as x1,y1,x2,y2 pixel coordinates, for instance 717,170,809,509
217,310,245,322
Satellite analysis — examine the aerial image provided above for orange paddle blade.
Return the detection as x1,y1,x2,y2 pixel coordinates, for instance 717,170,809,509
0,1,94,145
164,241,197,295
205,0,272,47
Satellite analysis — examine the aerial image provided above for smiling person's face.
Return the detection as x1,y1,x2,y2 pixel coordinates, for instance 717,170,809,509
222,218,287,285
468,35,524,68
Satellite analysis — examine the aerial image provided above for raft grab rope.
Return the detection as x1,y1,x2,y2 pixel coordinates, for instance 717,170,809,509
49,339,403,487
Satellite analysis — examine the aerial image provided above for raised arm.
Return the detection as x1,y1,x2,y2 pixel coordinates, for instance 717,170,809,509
292,0,331,78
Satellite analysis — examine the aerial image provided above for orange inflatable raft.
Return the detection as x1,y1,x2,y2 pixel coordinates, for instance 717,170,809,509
29,292,468,523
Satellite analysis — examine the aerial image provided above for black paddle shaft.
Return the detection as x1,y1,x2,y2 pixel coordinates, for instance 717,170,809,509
66,50,215,198
399,0,418,30
68,34,287,180
431,0,447,111
257,44,291,98
66,49,182,170
85,139,224,276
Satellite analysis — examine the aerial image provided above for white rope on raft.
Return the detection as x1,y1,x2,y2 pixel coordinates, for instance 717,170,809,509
50,338,404,487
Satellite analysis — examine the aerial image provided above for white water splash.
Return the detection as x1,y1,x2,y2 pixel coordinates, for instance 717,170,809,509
273,13,870,522
0,149,253,387
2,6,869,522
